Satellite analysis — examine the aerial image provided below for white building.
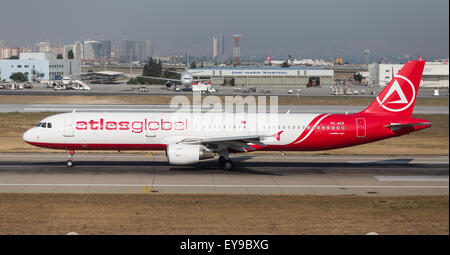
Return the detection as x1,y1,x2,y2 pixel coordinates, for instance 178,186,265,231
73,41,84,59
368,62,449,88
191,67,334,87
0,52,81,82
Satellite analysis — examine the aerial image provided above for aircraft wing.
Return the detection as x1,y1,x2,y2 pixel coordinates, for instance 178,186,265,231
179,135,266,152
137,76,181,82
192,77,225,82
167,70,183,74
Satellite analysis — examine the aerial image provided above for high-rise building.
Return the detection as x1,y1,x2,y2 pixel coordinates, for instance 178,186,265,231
133,40,152,62
212,35,218,60
363,49,370,65
82,40,110,60
99,39,111,59
134,41,145,62
212,34,224,64
73,41,83,59
145,40,152,60
218,34,224,59
119,40,136,63
35,42,51,53
83,40,99,60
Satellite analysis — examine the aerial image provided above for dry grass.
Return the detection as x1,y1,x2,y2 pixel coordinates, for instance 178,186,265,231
0,95,448,106
0,112,447,155
0,193,447,235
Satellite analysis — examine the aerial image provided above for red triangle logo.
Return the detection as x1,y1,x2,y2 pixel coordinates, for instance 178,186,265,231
272,131,283,141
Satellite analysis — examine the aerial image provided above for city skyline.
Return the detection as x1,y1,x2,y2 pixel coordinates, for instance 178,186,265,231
0,0,448,62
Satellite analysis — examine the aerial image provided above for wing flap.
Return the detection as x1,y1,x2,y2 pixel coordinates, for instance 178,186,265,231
179,135,266,152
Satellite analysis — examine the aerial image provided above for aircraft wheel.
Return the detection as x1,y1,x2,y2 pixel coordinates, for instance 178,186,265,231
66,160,73,167
223,160,234,171
218,156,226,167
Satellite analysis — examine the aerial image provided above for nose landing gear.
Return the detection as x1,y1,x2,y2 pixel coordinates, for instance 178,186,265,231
66,149,75,167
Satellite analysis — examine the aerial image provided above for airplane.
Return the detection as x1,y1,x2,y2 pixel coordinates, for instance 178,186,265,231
49,76,91,90
287,55,314,66
138,54,206,89
23,60,430,170
264,55,287,66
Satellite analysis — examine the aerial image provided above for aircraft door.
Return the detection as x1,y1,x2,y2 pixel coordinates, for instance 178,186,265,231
63,118,74,137
356,118,366,138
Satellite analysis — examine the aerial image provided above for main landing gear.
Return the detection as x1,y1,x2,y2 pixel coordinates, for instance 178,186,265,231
66,149,75,167
218,151,234,171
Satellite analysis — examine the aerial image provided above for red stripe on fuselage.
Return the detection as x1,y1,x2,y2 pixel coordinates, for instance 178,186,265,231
288,113,328,145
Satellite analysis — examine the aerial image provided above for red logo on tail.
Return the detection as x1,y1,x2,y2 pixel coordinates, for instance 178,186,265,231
376,75,415,112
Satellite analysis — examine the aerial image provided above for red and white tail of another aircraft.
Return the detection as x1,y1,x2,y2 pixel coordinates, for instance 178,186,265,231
24,61,430,170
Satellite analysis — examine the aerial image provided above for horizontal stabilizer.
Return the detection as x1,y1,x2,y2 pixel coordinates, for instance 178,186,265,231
385,122,431,130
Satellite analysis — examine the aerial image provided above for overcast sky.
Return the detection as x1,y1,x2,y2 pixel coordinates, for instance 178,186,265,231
0,0,448,61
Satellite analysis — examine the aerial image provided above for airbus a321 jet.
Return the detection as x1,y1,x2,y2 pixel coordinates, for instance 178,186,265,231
23,60,430,170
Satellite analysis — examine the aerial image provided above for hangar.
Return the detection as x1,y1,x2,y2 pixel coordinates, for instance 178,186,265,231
190,67,334,87
368,61,449,88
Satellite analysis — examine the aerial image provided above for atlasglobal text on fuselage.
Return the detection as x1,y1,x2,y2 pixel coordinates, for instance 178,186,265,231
23,61,431,170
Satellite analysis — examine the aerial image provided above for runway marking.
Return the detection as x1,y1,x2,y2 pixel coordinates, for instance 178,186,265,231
349,160,449,165
375,176,449,182
0,183,447,189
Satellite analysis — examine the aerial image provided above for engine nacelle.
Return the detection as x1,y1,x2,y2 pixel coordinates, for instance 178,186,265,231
166,144,214,165
165,82,172,88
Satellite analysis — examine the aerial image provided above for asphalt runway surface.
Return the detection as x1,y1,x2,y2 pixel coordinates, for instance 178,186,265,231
0,154,447,196
1,104,448,114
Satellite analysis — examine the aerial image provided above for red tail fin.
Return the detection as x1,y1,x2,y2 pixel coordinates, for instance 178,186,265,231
360,60,425,118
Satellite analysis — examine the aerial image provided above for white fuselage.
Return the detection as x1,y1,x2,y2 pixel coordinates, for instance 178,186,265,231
23,112,321,149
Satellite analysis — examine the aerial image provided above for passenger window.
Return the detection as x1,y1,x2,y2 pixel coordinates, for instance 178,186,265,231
327,126,330,130
337,126,340,130
342,126,345,130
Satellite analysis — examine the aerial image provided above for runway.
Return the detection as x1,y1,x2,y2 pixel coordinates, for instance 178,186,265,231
0,153,447,196
0,103,448,114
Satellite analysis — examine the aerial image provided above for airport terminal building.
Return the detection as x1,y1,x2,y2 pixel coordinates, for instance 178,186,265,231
0,53,81,82
368,62,449,88
190,67,334,87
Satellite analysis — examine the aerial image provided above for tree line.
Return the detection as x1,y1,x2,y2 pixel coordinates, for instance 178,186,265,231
127,58,178,85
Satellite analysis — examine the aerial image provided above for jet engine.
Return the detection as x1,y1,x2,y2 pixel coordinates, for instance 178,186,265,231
165,82,172,88
166,144,214,165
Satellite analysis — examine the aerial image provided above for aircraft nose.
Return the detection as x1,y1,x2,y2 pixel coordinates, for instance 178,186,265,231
23,129,35,143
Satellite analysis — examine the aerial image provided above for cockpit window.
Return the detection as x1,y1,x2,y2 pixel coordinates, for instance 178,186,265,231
36,122,52,128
